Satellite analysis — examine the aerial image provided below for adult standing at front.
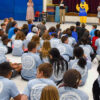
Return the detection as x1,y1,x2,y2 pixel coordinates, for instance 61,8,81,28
97,2,100,24
59,0,65,24
26,0,34,20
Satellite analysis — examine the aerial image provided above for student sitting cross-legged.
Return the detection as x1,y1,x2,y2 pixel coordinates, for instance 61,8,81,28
59,69,89,100
0,62,21,100
21,63,56,100
21,41,42,81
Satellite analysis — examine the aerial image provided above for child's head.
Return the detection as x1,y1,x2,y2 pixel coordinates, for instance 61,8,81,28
1,23,6,29
70,26,76,32
81,23,86,28
63,69,81,88
31,35,40,46
28,19,33,24
15,31,25,40
76,21,80,26
0,62,12,78
28,41,37,52
80,37,88,45
11,21,17,28
48,27,56,32
92,24,97,29
42,21,46,25
61,36,68,44
74,47,84,58
49,48,60,59
42,32,50,40
14,28,19,34
36,63,53,78
41,40,51,57
0,29,4,36
56,24,60,29
40,85,59,100
32,27,38,33
8,17,14,23
1,35,11,45
66,28,72,37
94,30,99,37
22,24,28,29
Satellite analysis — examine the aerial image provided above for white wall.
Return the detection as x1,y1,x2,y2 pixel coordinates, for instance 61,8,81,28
43,0,52,12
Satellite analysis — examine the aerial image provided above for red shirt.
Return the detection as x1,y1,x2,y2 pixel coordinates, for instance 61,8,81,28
92,36,98,50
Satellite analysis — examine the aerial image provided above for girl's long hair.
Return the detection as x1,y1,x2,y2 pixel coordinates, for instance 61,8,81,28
41,40,51,58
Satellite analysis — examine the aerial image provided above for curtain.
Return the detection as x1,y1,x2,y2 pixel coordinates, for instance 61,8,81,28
53,0,100,13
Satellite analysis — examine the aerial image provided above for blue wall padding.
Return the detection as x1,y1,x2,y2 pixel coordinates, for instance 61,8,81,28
0,0,43,20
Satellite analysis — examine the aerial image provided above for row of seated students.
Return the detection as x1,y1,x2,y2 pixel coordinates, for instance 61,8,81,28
0,17,100,100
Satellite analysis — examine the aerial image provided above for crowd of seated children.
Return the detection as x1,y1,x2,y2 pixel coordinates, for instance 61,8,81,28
0,18,100,100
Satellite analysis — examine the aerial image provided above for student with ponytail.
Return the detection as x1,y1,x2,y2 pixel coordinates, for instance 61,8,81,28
68,47,91,86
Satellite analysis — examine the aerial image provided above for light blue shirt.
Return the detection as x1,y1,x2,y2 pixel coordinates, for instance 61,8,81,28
0,76,20,100
95,38,100,55
68,59,91,86
90,29,96,39
50,38,61,48
21,52,42,80
80,45,94,61
23,78,56,100
12,40,24,56
59,87,89,100
56,43,73,61
68,37,76,47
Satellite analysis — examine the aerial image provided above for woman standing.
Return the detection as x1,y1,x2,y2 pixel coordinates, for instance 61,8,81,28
97,2,100,24
59,0,65,24
26,0,34,20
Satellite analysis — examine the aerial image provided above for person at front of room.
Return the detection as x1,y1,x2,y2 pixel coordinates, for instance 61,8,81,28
59,0,65,24
26,0,34,21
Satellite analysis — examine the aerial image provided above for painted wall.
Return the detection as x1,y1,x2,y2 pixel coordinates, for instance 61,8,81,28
0,0,43,20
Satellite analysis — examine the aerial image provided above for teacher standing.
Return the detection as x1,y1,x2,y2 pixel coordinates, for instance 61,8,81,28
59,0,65,24
26,0,34,20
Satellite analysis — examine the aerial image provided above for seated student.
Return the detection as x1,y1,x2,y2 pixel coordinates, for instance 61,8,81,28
1,23,6,33
55,24,62,38
48,26,56,36
0,62,21,100
1,35,12,54
37,21,47,37
50,33,61,48
70,26,78,42
59,69,89,100
68,47,91,86
40,32,50,47
40,40,51,63
21,24,29,36
95,31,100,56
90,24,97,40
40,85,59,100
3,18,9,26
92,30,99,51
11,28,20,44
31,35,40,52
12,31,26,56
66,28,76,47
21,41,42,81
8,21,18,39
80,37,94,61
27,19,35,33
26,27,38,42
56,36,73,62
21,63,56,100
92,64,100,100
49,48,68,85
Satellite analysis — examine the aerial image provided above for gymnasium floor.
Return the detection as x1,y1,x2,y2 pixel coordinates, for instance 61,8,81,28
1,17,100,100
